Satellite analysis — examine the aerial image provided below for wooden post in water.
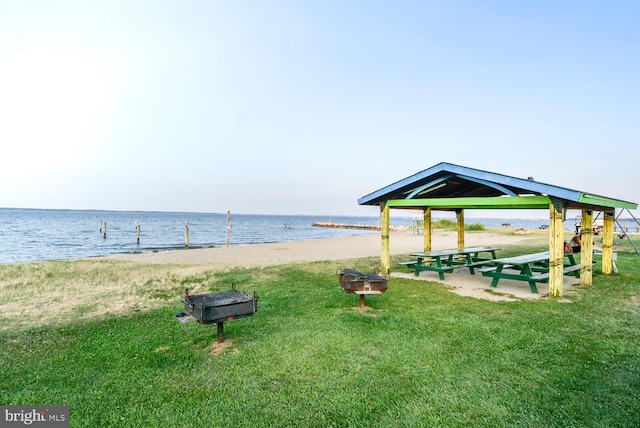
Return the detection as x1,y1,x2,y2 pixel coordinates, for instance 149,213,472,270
185,220,189,250
226,211,232,247
99,219,103,233
135,219,141,245
103,222,107,239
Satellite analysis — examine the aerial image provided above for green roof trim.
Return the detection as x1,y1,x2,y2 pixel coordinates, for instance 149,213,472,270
578,193,638,210
386,195,552,210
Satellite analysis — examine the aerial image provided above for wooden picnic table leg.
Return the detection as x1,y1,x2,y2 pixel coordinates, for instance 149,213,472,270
466,253,478,275
467,253,476,274
435,257,446,280
522,264,539,294
490,265,504,287
414,257,423,276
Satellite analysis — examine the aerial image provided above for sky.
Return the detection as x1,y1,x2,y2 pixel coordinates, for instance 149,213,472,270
1,0,638,219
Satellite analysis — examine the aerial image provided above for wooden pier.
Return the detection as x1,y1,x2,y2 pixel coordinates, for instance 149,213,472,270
312,222,408,231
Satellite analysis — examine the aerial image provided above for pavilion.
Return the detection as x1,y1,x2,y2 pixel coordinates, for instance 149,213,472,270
358,162,638,297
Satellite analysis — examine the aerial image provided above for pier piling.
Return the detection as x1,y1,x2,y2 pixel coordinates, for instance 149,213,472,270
226,211,232,247
185,220,189,250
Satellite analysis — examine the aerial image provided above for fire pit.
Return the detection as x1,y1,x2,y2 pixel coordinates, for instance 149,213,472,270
176,283,258,343
338,268,388,309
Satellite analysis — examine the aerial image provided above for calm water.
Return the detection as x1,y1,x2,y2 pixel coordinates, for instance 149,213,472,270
2,208,630,264
0,209,390,264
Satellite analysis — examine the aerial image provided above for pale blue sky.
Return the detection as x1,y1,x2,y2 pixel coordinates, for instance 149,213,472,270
1,0,638,218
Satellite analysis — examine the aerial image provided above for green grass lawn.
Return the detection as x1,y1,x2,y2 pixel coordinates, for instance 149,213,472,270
1,241,639,427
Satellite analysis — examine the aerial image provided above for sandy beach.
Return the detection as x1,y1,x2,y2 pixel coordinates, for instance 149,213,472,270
113,229,535,267
113,229,581,301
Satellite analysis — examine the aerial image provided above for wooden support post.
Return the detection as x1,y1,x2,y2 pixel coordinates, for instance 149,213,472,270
423,207,432,253
548,202,564,297
602,210,615,274
456,209,464,251
226,211,232,247
99,219,102,233
580,210,593,286
381,203,390,275
103,222,107,239
185,220,189,250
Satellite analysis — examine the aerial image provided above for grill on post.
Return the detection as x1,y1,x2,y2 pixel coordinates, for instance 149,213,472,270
176,283,258,343
338,269,388,309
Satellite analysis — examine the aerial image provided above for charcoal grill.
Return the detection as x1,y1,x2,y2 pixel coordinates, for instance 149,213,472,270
338,269,388,309
176,283,258,343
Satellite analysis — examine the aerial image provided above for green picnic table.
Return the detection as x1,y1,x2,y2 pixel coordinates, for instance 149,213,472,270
479,251,581,293
399,246,500,280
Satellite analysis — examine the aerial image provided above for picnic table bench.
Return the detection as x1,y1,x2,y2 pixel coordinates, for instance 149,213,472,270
479,251,581,294
399,247,500,280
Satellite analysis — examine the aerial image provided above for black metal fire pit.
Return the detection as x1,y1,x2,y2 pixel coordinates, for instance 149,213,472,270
176,283,258,343
338,269,388,309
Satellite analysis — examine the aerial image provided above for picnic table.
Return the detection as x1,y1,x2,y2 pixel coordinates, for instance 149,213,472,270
479,251,581,294
399,246,500,280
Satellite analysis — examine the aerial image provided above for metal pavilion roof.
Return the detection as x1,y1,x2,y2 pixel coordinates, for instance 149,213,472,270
358,162,637,212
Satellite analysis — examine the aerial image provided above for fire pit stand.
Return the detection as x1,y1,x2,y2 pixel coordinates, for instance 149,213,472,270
338,269,388,309
176,283,258,343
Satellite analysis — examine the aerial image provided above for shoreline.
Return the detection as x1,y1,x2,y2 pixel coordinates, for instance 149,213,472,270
111,229,540,267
